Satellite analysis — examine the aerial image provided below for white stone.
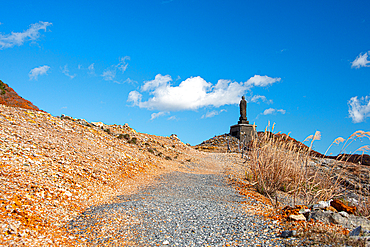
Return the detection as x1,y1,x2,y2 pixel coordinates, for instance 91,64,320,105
339,211,350,218
163,240,170,245
313,200,331,210
289,214,306,221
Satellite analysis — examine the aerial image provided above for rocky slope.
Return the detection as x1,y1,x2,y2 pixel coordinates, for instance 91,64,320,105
195,132,370,166
0,103,206,246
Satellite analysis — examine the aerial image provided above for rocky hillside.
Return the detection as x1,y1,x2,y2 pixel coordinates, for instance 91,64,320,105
0,80,42,112
0,103,205,245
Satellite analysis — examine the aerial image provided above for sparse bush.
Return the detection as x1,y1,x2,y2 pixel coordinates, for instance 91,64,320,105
165,156,172,160
148,148,154,153
129,137,137,144
0,81,6,95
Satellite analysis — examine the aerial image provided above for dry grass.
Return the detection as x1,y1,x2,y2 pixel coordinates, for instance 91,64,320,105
244,126,362,207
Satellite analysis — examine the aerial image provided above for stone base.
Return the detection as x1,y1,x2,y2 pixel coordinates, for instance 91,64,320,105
230,124,257,142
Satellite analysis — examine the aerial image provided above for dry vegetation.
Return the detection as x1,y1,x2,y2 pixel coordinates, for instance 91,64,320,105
239,124,370,245
245,124,370,208
0,80,42,112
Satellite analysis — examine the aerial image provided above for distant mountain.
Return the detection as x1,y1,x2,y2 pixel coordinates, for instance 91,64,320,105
0,80,42,111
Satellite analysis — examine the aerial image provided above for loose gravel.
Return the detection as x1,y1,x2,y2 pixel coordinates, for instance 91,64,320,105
68,155,291,246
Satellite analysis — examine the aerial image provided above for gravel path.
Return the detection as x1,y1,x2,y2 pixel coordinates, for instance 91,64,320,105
67,154,288,246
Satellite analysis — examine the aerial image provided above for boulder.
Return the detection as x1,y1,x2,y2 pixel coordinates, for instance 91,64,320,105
307,210,333,224
331,199,356,214
307,210,370,231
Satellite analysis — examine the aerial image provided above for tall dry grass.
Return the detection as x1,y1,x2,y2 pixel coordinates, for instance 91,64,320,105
244,126,370,207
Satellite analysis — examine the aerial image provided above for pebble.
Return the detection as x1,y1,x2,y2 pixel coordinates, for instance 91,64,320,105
68,155,295,246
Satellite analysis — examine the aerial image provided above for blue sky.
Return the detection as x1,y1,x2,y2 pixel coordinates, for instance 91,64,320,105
0,0,369,155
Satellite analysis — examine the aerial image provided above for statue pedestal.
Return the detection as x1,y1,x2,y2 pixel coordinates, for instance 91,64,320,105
230,123,256,142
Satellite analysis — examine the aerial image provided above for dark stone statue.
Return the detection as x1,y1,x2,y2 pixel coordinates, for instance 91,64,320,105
238,96,249,124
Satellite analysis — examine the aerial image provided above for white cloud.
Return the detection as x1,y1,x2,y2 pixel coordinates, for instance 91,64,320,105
263,108,286,115
348,95,370,123
201,109,226,119
123,78,136,84
167,116,178,120
150,111,169,120
117,56,130,72
29,65,50,80
127,91,142,106
0,21,52,49
141,74,172,92
250,95,273,104
88,63,95,75
102,56,130,81
128,74,281,112
61,65,76,79
351,52,370,69
102,69,115,81
245,75,281,87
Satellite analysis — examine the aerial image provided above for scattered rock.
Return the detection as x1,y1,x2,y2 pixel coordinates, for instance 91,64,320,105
348,215,370,231
312,200,331,210
307,210,332,224
306,208,370,231
339,211,349,218
91,121,105,128
170,134,179,141
162,240,170,245
349,226,362,236
326,206,337,212
331,199,356,214
280,230,296,238
289,214,306,221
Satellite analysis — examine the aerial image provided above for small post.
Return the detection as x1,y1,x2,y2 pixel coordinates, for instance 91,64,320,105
227,134,231,153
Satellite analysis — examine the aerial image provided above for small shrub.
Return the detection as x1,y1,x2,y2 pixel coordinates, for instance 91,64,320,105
172,145,175,148
117,134,125,139
148,148,154,153
129,137,137,144
165,156,172,160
